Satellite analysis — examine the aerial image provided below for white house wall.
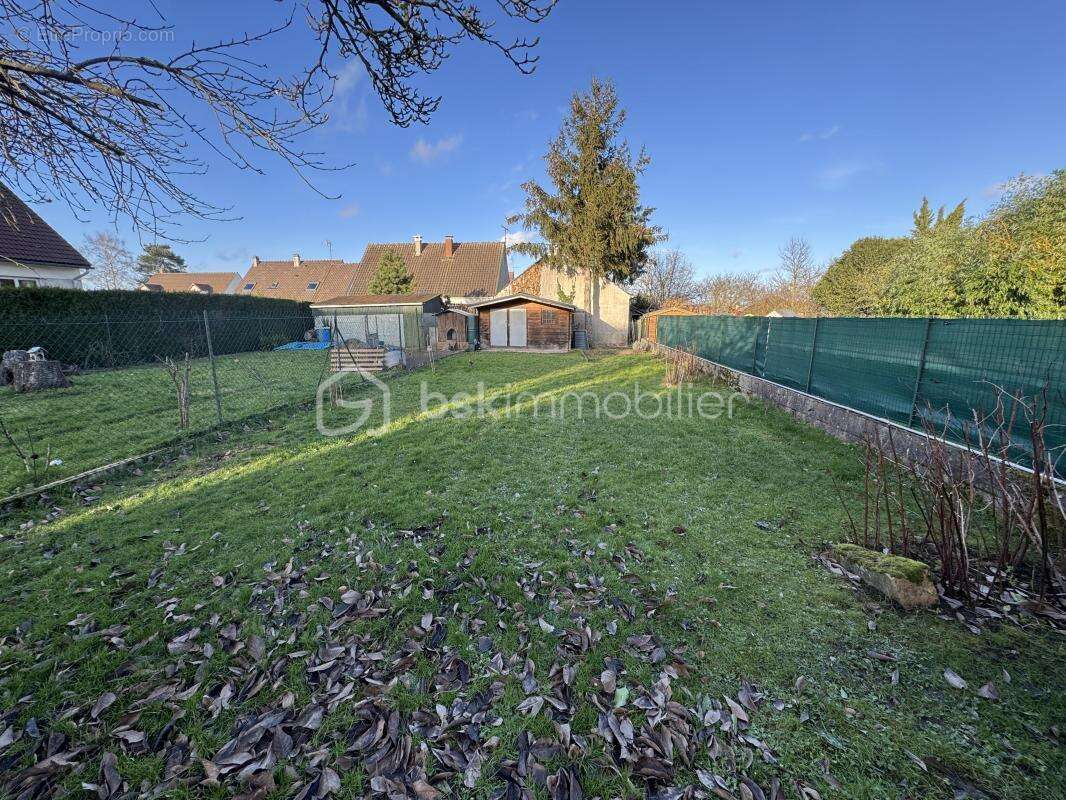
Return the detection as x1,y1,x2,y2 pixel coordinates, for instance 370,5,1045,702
0,262,86,289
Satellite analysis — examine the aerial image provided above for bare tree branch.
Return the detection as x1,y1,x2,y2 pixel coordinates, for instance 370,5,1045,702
0,1,557,237
635,249,698,308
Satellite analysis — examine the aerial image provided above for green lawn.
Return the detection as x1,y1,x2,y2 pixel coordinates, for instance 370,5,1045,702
0,349,328,496
0,352,1062,799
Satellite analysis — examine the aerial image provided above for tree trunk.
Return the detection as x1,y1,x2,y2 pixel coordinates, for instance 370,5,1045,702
1,350,29,386
12,360,71,392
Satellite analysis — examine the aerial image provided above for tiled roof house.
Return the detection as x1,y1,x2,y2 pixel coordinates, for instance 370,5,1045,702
139,271,242,294
342,236,506,303
0,182,91,289
236,255,347,302
238,236,507,305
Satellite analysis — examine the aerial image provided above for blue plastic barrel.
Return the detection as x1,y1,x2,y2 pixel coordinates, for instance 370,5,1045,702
318,327,331,343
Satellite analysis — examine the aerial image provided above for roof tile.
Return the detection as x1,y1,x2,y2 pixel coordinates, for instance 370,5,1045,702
0,182,90,269
346,241,506,299
236,258,345,301
138,271,240,294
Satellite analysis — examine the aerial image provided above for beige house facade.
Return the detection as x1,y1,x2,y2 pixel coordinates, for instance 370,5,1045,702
501,261,631,346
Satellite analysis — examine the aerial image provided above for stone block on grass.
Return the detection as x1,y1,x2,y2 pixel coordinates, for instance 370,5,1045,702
830,543,937,610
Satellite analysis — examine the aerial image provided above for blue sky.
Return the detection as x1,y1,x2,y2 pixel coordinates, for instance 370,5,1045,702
32,0,1066,280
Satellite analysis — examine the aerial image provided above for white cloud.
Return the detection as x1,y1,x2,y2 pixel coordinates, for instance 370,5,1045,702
215,246,250,263
501,231,537,247
332,61,369,132
335,61,362,95
816,159,883,189
338,202,360,219
410,134,463,164
799,125,841,142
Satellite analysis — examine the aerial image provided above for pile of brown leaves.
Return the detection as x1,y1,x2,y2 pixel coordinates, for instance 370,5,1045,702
0,523,812,800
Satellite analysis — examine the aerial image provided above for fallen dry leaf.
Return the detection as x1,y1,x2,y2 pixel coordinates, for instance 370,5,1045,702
943,668,968,690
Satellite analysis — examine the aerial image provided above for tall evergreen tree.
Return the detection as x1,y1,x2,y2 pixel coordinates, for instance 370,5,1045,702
938,200,967,230
367,250,415,295
508,78,663,307
136,244,186,280
913,197,966,235
912,197,934,235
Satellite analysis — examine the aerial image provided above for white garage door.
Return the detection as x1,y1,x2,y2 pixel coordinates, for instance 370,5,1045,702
490,309,508,346
508,308,527,347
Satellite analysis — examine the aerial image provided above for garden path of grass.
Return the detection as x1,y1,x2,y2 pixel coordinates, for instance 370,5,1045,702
0,352,1062,799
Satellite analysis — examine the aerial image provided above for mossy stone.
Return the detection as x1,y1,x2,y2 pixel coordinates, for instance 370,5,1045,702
831,543,937,610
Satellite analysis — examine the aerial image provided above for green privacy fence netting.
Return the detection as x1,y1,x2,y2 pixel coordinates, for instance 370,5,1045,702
656,315,1066,472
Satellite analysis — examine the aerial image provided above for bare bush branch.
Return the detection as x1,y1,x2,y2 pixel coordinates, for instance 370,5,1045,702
157,353,192,429
635,249,699,308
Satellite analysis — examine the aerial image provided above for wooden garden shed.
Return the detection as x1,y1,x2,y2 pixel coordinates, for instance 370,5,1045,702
469,294,576,351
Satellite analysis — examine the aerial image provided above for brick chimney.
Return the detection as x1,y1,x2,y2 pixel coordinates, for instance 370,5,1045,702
252,256,260,268
292,253,301,268
443,234,454,258
413,234,422,256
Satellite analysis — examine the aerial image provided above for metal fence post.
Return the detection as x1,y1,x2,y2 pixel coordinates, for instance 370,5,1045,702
907,317,934,428
804,317,821,393
750,321,760,375
104,312,115,367
202,310,224,426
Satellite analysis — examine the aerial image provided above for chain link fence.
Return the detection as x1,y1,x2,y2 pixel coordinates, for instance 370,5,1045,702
0,311,336,498
0,306,470,498
656,314,1066,473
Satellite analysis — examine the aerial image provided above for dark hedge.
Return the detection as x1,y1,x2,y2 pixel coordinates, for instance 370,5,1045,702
0,286,309,316
0,287,314,369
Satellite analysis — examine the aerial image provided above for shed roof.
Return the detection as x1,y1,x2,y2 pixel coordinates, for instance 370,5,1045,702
467,293,577,312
